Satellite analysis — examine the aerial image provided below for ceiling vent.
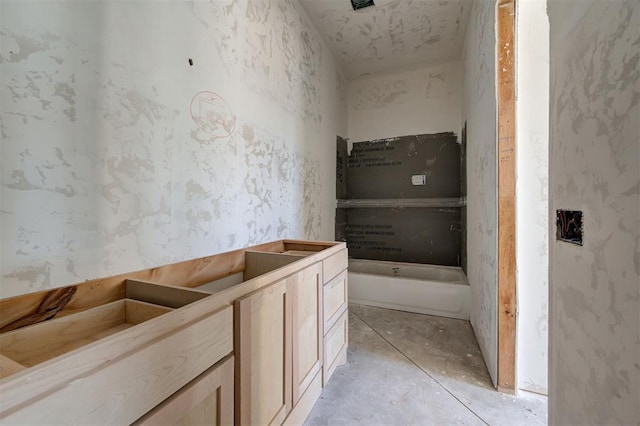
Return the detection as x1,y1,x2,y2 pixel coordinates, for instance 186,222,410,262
351,0,375,11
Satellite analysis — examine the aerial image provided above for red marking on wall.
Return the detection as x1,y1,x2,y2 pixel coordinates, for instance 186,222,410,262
190,91,236,139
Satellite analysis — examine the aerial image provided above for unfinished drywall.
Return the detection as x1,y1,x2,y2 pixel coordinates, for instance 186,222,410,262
516,0,549,395
0,0,347,298
300,0,472,78
348,61,462,143
462,0,498,386
548,1,639,423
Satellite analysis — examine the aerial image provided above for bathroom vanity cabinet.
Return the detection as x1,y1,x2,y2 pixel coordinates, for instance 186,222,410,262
0,240,348,425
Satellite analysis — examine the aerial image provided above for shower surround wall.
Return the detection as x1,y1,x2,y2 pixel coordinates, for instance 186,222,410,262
0,0,347,298
340,133,462,266
548,1,639,423
344,63,463,267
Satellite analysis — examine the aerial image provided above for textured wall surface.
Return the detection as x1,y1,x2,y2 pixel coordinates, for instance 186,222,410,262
548,0,639,423
348,61,462,143
300,0,471,78
515,0,549,395
462,0,498,386
0,0,347,298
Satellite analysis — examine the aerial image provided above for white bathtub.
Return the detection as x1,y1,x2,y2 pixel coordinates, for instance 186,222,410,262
348,259,471,320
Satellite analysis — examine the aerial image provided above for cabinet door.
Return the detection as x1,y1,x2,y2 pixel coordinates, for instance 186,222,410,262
288,263,323,404
135,355,234,426
235,279,292,426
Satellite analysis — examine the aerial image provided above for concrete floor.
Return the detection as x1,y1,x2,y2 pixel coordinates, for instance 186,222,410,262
306,304,547,426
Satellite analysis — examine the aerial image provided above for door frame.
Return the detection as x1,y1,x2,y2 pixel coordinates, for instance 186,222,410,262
496,0,517,394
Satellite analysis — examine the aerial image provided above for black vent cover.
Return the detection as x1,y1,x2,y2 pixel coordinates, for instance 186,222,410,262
351,0,375,10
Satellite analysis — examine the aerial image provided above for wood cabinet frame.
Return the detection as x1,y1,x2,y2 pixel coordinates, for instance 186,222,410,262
323,270,348,332
136,355,234,425
0,240,348,425
235,279,292,426
290,263,324,404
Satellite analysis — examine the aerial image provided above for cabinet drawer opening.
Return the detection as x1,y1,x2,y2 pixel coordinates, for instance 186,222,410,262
0,280,212,376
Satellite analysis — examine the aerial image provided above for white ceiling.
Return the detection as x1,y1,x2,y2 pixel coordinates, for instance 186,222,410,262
300,0,472,79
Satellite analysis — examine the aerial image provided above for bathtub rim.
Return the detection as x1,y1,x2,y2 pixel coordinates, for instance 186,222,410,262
347,258,469,286
347,261,471,320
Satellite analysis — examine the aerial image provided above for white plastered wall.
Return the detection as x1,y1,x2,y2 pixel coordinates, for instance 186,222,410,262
515,0,549,395
347,61,462,143
461,0,498,386
0,0,347,298
547,0,639,423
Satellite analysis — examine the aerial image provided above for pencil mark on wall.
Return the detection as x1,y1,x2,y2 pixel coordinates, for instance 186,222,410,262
190,91,236,140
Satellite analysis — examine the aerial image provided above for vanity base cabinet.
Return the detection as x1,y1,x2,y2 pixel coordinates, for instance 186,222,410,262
0,240,348,426
0,303,233,425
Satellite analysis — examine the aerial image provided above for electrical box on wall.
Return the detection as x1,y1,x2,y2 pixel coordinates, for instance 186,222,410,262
351,0,375,10
556,210,583,245
411,175,427,186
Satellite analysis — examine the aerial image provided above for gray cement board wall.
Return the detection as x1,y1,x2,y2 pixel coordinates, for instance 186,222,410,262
337,136,348,199
338,132,462,266
347,133,460,199
345,207,462,266
461,122,468,273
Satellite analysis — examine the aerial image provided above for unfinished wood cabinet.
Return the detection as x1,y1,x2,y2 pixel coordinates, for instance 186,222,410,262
289,262,323,405
0,240,347,426
0,282,232,425
235,259,326,425
322,249,348,284
235,278,292,426
0,298,172,368
323,309,348,386
244,251,305,281
320,252,348,387
323,270,348,332
135,355,234,426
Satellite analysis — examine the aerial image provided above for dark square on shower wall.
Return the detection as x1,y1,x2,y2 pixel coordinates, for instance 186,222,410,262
351,0,375,11
556,209,583,245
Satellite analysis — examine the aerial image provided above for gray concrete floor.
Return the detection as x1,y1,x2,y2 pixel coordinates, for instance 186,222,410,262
306,304,547,426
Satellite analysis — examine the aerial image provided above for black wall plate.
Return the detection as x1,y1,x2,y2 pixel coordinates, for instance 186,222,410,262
351,0,375,11
556,210,583,245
